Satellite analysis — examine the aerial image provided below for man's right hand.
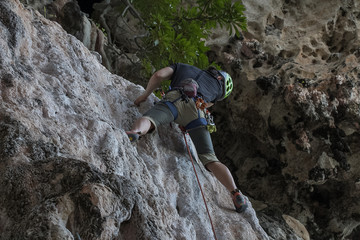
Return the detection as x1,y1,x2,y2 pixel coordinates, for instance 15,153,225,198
134,94,148,106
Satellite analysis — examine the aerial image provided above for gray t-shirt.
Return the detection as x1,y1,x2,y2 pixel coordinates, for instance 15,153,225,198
169,63,223,103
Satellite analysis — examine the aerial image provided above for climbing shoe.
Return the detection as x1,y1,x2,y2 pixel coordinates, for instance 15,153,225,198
231,189,248,213
126,131,140,142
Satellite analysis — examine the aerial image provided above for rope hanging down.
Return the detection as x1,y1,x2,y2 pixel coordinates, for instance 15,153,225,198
182,132,218,240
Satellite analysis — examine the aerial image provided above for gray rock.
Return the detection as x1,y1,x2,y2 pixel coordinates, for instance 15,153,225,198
0,1,269,239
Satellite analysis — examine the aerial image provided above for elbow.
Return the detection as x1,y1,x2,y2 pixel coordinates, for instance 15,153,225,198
153,71,165,80
153,67,174,80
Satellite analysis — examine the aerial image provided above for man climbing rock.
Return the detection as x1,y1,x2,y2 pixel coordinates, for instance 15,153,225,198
126,63,248,213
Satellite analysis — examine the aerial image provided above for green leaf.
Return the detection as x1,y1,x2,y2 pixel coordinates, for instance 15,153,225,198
131,0,247,77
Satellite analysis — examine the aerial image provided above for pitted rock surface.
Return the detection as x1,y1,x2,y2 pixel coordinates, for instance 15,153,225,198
0,1,269,239
208,0,360,239
8,0,360,239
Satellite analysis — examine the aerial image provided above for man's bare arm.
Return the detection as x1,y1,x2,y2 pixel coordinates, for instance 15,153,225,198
134,67,174,106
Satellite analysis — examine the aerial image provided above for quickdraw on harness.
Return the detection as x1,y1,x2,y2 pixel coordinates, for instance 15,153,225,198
195,98,217,133
195,97,206,110
205,109,216,133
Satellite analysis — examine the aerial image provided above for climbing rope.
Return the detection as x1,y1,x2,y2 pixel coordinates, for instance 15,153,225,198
182,132,218,240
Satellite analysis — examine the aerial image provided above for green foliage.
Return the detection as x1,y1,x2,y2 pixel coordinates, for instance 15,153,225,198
95,23,107,37
42,6,56,19
132,0,247,77
154,80,171,99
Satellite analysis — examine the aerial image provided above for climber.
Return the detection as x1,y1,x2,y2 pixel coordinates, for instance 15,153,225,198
126,63,248,213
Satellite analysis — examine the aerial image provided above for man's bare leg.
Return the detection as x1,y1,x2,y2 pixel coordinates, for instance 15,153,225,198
206,161,248,212
130,117,153,135
205,161,237,192
126,117,154,142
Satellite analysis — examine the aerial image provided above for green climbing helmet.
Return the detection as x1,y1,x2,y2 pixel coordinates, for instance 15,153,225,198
219,70,233,99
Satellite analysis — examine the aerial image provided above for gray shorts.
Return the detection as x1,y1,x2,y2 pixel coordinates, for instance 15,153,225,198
143,91,219,166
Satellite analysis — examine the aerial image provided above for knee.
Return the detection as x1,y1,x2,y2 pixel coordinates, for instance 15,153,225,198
205,161,221,171
133,117,154,134
142,117,155,131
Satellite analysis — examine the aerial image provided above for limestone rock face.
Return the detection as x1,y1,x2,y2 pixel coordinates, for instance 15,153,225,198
21,0,146,84
6,0,360,239
208,0,360,239
0,1,268,240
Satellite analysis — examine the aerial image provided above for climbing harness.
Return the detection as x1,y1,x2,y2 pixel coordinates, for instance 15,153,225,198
182,129,218,240
162,91,217,133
